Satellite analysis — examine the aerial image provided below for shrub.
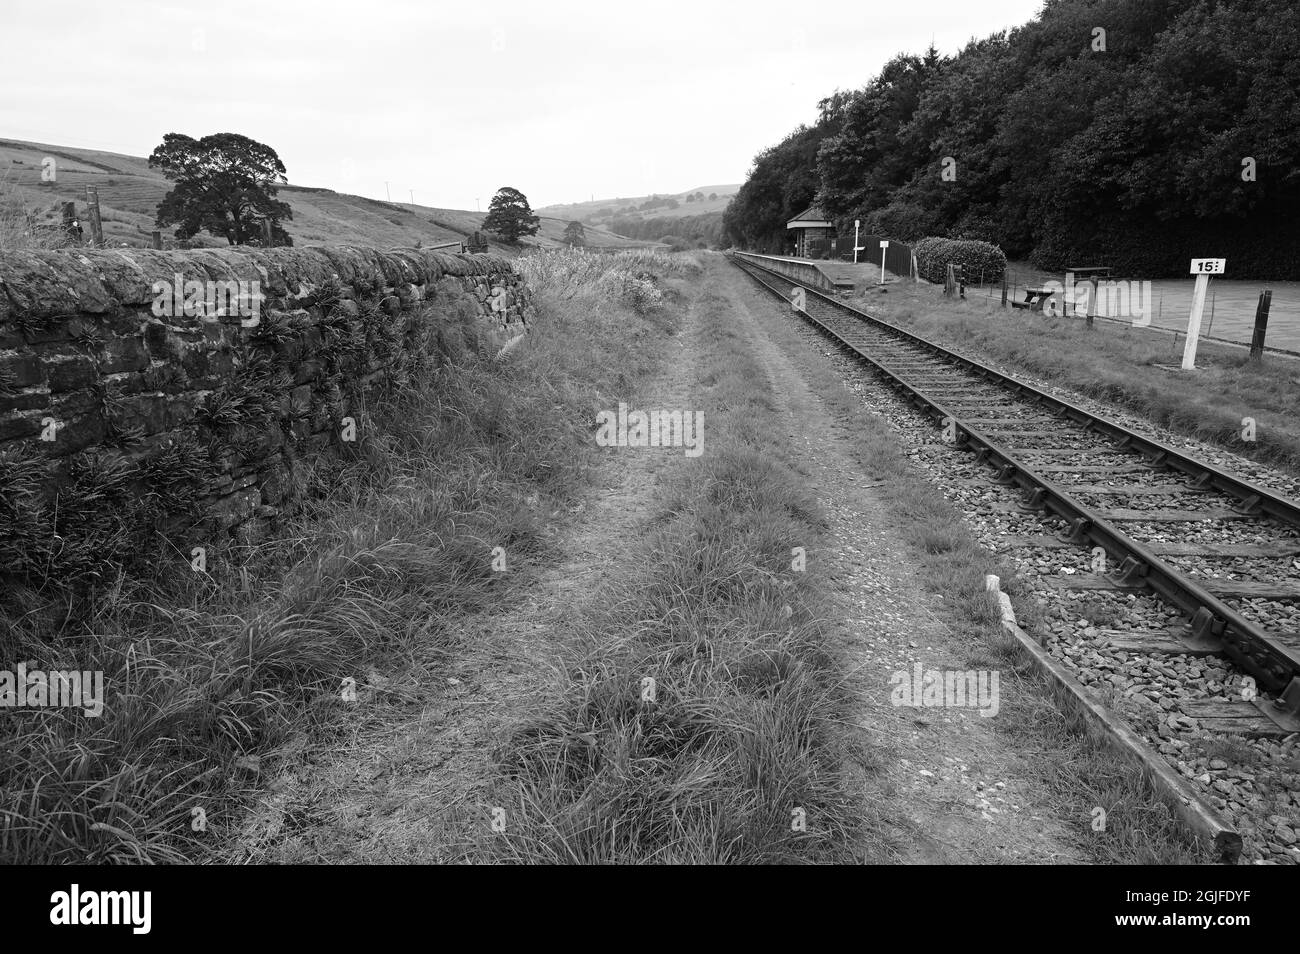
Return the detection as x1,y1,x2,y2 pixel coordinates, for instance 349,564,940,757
913,236,1007,284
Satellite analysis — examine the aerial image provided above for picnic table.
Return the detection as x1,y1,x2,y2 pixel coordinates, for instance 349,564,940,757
1013,286,1056,312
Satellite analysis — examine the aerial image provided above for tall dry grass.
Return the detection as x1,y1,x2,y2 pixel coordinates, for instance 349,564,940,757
0,170,72,251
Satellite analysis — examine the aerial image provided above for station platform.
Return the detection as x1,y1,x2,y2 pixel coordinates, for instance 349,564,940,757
760,256,883,291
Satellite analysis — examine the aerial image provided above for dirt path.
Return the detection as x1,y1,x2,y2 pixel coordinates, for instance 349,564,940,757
226,257,1086,863
712,261,1086,863
224,288,700,864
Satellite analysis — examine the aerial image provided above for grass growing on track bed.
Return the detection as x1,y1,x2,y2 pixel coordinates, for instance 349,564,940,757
848,282,1300,475
0,250,692,864
482,279,861,864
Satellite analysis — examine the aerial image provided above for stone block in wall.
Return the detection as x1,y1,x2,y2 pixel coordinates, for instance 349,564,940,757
0,390,49,414
0,351,43,387
115,392,198,436
46,355,98,393
96,335,150,374
0,409,43,441
43,409,106,456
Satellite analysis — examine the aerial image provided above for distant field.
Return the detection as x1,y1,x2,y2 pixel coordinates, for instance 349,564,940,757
0,138,649,254
537,183,739,223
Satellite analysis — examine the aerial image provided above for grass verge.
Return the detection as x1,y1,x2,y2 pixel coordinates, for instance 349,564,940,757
480,273,862,864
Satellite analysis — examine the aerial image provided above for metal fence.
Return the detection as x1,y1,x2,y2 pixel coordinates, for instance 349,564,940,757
843,233,914,279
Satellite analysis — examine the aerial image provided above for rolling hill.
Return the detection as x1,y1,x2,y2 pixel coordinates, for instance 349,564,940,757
537,184,740,224
0,138,655,255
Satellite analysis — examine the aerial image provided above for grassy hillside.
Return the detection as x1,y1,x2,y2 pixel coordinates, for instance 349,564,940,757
537,183,740,224
0,138,651,254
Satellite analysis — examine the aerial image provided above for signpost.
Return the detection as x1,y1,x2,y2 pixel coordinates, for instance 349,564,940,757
1182,258,1225,370
879,239,889,285
853,219,863,264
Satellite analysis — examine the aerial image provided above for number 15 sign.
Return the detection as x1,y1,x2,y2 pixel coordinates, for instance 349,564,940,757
1182,258,1226,369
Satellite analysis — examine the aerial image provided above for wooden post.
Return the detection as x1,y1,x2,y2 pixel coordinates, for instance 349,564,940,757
1087,274,1099,327
1182,259,1225,370
85,186,104,247
1249,290,1273,360
151,230,162,249
1181,275,1211,369
1000,271,1008,308
261,219,273,246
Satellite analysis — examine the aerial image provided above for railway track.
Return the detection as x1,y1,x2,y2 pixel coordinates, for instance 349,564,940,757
733,251,1300,862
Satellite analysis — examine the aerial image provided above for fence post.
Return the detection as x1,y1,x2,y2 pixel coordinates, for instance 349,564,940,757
1001,271,1008,308
151,230,162,250
85,186,104,247
1249,290,1273,360
261,219,273,246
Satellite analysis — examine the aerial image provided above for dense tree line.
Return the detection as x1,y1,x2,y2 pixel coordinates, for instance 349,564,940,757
606,212,725,247
725,0,1300,277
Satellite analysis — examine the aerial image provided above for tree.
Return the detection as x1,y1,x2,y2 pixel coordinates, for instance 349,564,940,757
149,132,292,246
563,220,586,246
482,186,540,243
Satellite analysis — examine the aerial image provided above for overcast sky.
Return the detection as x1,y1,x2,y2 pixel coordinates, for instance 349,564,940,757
1,0,1045,209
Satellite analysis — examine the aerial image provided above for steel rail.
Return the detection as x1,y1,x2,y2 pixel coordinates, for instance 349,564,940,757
732,254,1300,698
732,253,1300,529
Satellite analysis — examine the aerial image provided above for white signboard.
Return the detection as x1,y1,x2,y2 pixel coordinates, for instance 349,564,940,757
1181,258,1225,369
880,240,890,248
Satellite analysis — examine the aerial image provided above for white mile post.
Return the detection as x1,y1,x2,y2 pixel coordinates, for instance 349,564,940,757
879,239,889,285
1182,258,1225,370
854,219,862,264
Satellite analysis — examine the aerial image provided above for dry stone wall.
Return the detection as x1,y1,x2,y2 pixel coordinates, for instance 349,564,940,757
0,245,534,582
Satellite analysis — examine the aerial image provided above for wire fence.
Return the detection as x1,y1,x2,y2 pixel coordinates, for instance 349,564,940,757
970,262,1300,355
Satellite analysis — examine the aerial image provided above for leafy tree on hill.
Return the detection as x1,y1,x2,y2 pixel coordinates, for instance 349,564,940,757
563,220,586,246
149,132,293,246
482,186,540,244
